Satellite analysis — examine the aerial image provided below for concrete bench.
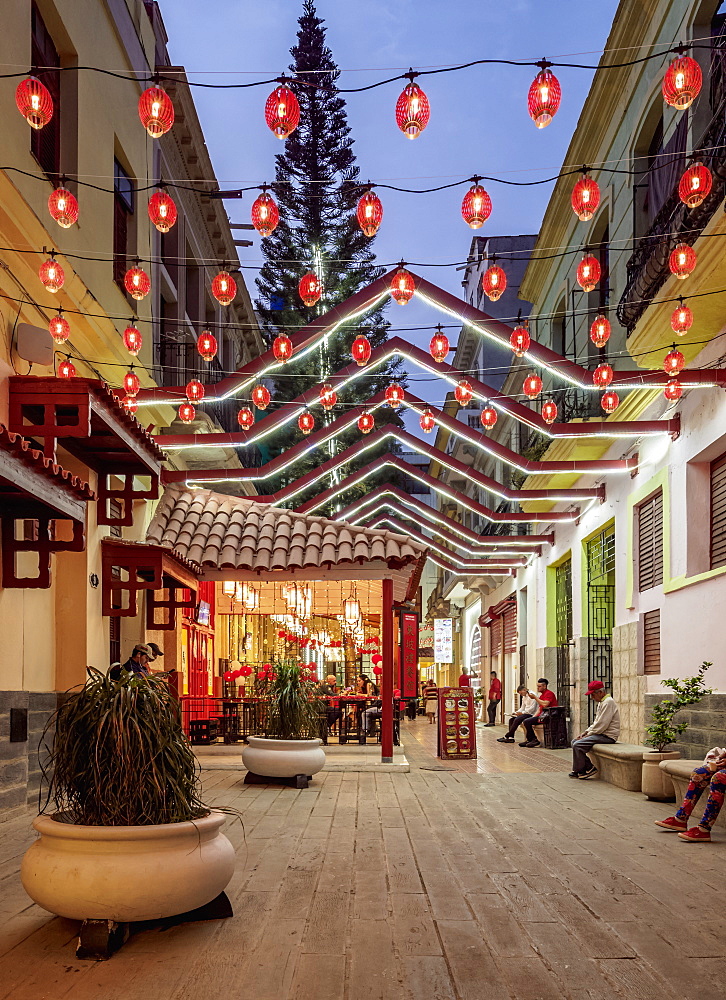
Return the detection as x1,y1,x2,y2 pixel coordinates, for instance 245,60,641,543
588,743,650,792
659,759,726,830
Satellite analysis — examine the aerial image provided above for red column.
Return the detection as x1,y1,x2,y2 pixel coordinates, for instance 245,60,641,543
381,577,394,762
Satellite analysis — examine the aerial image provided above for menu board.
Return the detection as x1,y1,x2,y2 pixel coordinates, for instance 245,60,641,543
437,687,477,760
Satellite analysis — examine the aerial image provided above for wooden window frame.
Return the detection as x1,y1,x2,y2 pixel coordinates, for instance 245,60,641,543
113,159,134,289
30,2,61,179
710,452,726,570
642,608,661,675
636,489,664,592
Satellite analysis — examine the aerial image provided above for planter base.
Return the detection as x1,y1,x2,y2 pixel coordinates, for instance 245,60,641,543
244,771,314,788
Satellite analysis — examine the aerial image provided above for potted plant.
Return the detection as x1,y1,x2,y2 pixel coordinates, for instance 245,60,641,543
642,661,712,800
21,668,235,924
242,660,325,786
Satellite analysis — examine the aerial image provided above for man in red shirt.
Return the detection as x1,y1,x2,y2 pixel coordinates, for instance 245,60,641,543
519,678,558,747
458,671,471,687
485,671,501,726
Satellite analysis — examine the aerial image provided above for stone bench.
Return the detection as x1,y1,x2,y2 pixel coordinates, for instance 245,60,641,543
588,743,650,792
659,759,726,830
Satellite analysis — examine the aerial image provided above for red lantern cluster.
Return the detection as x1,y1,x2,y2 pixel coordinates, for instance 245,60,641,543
601,390,619,414
320,383,337,410
663,347,685,375
480,405,498,430
390,267,415,304
273,334,293,363
178,402,196,424
571,173,600,222
122,395,138,415
49,312,70,344
58,358,76,379
358,410,375,434
662,55,702,110
48,187,79,228
664,379,683,401
252,384,271,410
576,254,601,292
357,190,383,237
16,77,53,129
251,191,279,236
671,299,693,336
39,255,65,293
679,162,712,208
419,408,435,433
123,370,140,396
481,263,506,301
148,190,177,233
669,242,697,279
528,64,561,128
299,272,322,307
429,328,449,363
593,363,613,388
197,330,218,361
455,380,473,405
212,270,237,306
384,384,404,407
237,406,255,430
265,84,300,139
186,378,205,402
123,324,142,356
523,372,543,399
352,334,372,366
510,323,530,357
541,399,558,424
138,85,174,137
590,314,611,348
461,183,492,229
395,80,430,139
124,265,150,300
298,410,315,436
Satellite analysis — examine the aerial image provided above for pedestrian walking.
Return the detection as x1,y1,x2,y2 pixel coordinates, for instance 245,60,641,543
485,671,502,726
655,746,726,842
423,678,438,724
569,680,620,779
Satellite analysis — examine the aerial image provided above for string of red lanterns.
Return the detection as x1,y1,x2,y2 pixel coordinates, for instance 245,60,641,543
251,190,279,236
265,82,300,139
429,326,450,363
671,298,693,335
211,270,236,306
395,77,430,139
390,267,415,304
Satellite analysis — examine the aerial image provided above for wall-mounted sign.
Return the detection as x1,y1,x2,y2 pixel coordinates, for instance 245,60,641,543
399,611,419,697
434,618,453,663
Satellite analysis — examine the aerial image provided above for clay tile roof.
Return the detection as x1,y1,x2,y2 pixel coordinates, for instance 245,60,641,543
0,425,96,502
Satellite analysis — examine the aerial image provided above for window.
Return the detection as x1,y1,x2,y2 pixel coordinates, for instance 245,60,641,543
637,490,664,591
711,453,726,569
643,609,661,675
113,159,134,287
31,3,61,178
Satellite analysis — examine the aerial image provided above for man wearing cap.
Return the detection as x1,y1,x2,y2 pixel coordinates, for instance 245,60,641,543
109,642,162,681
570,680,620,779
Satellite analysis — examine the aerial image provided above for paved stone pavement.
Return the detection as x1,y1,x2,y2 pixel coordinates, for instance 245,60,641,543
0,718,724,1000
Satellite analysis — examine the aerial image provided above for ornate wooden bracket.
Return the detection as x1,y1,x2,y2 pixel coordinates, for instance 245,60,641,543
97,473,159,526
102,540,199,631
1,518,86,589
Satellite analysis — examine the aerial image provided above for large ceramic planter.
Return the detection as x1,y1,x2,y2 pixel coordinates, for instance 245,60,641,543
21,809,235,922
242,735,325,779
642,750,680,801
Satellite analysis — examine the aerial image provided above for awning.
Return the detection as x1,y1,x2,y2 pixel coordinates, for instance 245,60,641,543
479,594,516,628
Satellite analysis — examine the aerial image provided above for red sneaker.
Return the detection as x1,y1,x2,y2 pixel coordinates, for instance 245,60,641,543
677,827,711,843
654,816,687,831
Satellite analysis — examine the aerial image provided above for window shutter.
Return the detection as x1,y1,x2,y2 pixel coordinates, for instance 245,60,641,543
711,454,726,570
637,490,663,591
502,606,517,653
643,609,661,675
30,3,60,178
490,619,502,656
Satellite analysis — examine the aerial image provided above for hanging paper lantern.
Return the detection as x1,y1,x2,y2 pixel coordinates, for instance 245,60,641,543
590,314,611,349
16,76,54,129
39,256,65,294
576,254,601,292
178,401,196,423
298,410,315,436
212,270,237,306
265,83,300,139
541,398,558,424
124,265,150,300
58,358,76,379
148,190,177,233
429,328,450,362
601,390,620,414
251,384,271,410
138,85,174,137
384,383,404,407
455,380,473,405
299,272,322,307
319,383,337,410
663,347,685,375
527,64,561,128
678,162,712,208
671,299,693,336
461,183,492,229
390,267,415,304
395,80,430,138
662,55,702,110
351,334,372,366
571,173,600,222
510,323,530,357
237,406,255,430
419,408,435,433
197,330,218,361
123,370,140,396
358,410,375,434
357,190,383,237
123,324,142,356
251,191,279,236
122,395,138,415
273,333,293,362
372,665,383,676
593,363,613,388
668,242,697,279
664,378,683,401
481,405,498,430
523,372,543,398
48,187,79,228
186,378,204,402
481,264,506,301
49,312,70,344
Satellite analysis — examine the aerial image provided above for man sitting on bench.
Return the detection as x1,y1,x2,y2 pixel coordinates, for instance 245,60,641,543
569,680,620,779
497,684,538,744
519,678,558,748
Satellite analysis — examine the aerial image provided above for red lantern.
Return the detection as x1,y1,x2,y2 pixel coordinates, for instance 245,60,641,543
124,265,150,300
571,173,600,222
671,299,693,336
123,370,140,396
358,411,375,434
298,410,315,436
49,312,70,344
48,187,78,228
455,380,473,405
679,162,712,208
16,76,54,129
528,63,561,128
299,272,322,307
251,191,279,236
319,383,337,410
461,183,492,229
372,666,383,676
590,314,611,348
395,80,430,139
390,267,415,304
480,405,498,430
265,83,300,139
212,270,237,306
39,255,64,293
197,330,218,361
429,328,450,363
122,395,138,415
371,653,383,665
384,384,404,407
148,190,177,233
576,254,601,292
351,334,372,366
601,390,619,414
186,378,204,402
662,55,702,110
481,264,506,301
523,372,543,398
669,242,697,279
664,378,683,401
251,384,271,410
237,406,255,430
357,190,383,237
178,401,196,423
123,324,142,356
138,85,174,137
541,398,558,424
593,363,613,388
510,323,530,357
419,408,435,433
663,347,685,375
273,334,293,363
58,358,76,379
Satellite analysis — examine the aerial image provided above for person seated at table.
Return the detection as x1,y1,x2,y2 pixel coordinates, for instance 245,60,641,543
655,746,726,843
519,678,558,748
357,674,377,696
496,684,538,743
317,674,341,734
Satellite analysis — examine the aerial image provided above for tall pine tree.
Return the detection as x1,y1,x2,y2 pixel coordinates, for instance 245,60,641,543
255,0,403,507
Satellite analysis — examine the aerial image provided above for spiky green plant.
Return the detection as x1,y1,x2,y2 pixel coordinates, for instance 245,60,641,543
39,667,208,826
262,660,323,740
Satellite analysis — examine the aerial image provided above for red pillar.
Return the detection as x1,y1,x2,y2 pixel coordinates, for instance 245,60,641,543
381,577,394,762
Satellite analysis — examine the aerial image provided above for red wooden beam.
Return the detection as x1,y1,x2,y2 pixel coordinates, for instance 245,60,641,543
363,514,529,569
381,577,394,763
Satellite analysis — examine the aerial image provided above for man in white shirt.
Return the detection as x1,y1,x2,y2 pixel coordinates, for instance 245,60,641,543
497,684,539,743
570,680,620,779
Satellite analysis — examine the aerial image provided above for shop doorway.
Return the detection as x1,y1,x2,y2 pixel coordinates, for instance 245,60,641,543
586,526,615,720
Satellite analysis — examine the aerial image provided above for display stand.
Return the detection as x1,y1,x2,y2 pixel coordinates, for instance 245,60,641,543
436,687,477,760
